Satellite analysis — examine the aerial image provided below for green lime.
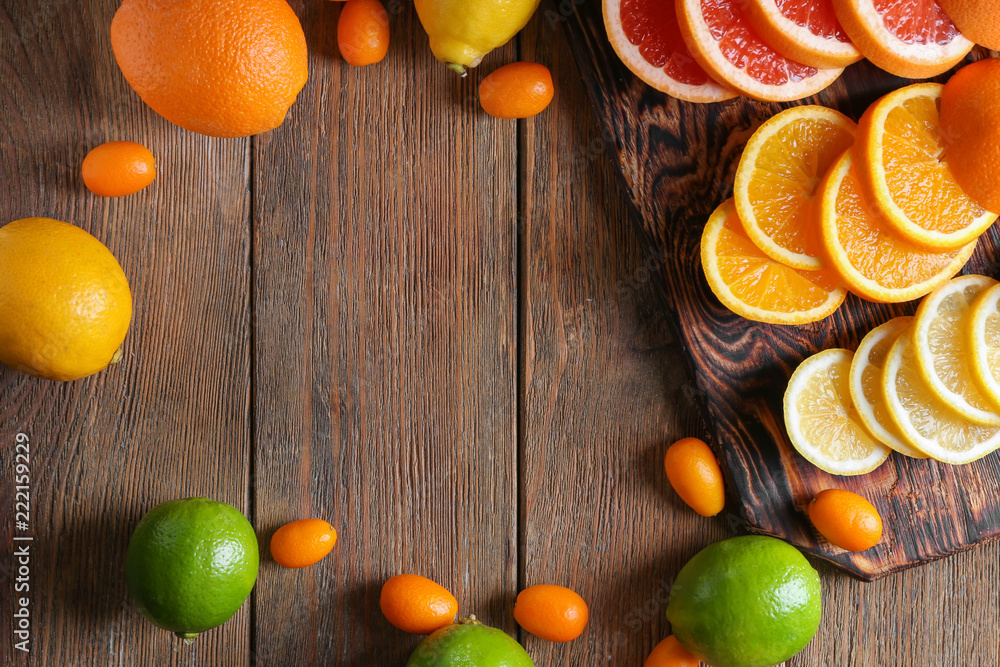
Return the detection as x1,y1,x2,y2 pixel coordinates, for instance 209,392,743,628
125,497,259,640
406,617,534,667
665,535,822,667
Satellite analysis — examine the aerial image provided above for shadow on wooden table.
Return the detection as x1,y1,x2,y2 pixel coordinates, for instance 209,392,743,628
38,503,138,632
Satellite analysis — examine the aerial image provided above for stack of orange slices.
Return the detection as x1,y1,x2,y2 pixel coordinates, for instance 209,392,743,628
603,0,995,103
701,64,1000,325
784,275,1000,476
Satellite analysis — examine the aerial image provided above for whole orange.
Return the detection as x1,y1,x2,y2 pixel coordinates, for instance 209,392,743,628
380,574,458,635
513,584,588,642
479,62,554,119
269,519,337,568
0,218,132,381
644,635,699,667
82,141,156,197
110,0,308,138
940,59,1000,214
939,0,1000,50
808,489,883,552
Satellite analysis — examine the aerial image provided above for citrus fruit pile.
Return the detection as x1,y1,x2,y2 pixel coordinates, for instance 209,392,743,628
603,0,998,103
784,274,1000,477
701,68,1000,325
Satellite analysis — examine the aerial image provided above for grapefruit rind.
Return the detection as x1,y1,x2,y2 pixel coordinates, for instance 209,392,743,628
677,0,844,102
833,0,974,79
603,0,738,103
746,0,862,69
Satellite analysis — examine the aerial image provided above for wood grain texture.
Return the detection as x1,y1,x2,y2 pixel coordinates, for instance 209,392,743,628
517,14,729,665
0,0,251,665
250,2,518,664
562,0,1000,579
3,0,998,664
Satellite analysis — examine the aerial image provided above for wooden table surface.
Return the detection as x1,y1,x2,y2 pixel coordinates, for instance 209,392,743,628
1,1,998,665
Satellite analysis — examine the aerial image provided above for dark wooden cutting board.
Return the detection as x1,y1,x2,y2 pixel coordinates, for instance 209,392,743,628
560,2,1000,579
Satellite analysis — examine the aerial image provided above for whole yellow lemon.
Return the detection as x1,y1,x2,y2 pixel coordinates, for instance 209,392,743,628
415,0,541,73
0,218,132,381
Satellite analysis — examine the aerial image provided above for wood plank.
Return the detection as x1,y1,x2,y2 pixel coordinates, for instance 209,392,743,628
555,2,1000,663
250,2,519,664
518,15,727,665
560,0,1000,580
0,0,252,664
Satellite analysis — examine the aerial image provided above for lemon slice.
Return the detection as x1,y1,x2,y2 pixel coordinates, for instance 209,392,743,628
968,282,1000,413
784,348,891,475
882,333,1000,464
912,275,1000,426
848,317,927,459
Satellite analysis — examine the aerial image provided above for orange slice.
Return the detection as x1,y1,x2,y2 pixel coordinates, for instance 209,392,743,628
701,198,847,324
734,105,856,270
855,83,996,250
833,0,974,79
604,0,738,102
677,0,844,102
746,0,862,68
817,151,976,303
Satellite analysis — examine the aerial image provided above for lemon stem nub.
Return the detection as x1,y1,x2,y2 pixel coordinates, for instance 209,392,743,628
447,62,467,77
111,347,124,365
177,632,199,643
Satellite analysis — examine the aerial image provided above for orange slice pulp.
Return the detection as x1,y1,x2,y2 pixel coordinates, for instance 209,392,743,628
701,198,847,324
817,150,977,303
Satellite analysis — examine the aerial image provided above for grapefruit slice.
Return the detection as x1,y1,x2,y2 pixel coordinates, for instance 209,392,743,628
677,0,844,102
746,0,862,68
833,0,974,79
604,0,738,102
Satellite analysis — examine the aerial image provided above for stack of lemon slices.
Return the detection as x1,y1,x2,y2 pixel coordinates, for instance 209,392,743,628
701,80,996,325
783,275,1000,475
